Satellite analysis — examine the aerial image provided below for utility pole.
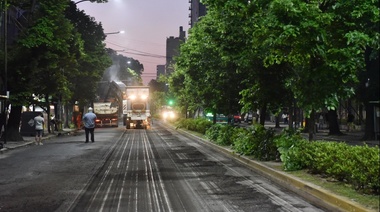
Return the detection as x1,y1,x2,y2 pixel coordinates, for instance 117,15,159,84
2,0,8,144
5,0,8,144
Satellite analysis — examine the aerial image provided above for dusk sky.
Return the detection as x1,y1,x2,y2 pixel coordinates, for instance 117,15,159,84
76,0,191,85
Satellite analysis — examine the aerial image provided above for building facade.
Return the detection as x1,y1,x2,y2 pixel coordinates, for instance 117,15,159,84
156,65,165,78
188,0,207,27
165,26,186,75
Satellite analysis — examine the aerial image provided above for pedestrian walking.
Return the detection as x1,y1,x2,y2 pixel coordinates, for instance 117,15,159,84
76,112,82,129
282,113,288,124
318,114,324,129
82,107,97,143
34,112,44,145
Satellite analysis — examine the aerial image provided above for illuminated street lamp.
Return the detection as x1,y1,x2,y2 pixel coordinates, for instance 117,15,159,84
104,30,125,35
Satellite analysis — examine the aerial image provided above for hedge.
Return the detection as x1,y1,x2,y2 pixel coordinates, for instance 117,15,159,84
175,118,380,194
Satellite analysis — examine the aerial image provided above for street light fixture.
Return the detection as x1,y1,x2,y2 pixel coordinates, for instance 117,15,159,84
104,30,125,35
74,0,104,5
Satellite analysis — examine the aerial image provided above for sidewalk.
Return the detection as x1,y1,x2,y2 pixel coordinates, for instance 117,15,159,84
312,129,379,147
262,121,379,147
0,128,80,152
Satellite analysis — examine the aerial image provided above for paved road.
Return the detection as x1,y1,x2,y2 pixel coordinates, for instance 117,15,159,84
1,123,325,212
71,121,324,211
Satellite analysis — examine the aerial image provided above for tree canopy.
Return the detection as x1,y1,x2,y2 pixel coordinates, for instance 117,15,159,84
1,0,112,140
171,0,379,139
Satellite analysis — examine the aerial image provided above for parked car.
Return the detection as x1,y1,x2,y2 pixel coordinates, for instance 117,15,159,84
244,112,253,123
205,113,228,124
233,114,241,123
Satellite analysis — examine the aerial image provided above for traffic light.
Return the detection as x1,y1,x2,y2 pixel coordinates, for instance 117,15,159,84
168,99,174,106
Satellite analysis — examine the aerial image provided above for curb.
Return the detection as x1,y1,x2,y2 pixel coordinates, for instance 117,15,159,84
0,135,54,152
176,128,375,212
0,129,81,153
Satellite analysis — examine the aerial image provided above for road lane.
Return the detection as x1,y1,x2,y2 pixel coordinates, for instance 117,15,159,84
72,123,325,212
0,124,325,211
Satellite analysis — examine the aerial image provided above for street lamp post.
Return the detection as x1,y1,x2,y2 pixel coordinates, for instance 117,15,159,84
105,31,125,35
74,0,92,5
2,0,8,145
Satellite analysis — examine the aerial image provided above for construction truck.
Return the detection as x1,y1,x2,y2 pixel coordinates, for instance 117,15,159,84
93,101,118,127
122,86,151,129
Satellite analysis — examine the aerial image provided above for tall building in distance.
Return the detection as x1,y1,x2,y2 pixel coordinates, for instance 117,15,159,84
158,0,206,79
156,65,165,79
189,0,207,27
165,26,186,75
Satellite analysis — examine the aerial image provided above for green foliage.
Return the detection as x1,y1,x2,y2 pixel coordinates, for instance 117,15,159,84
181,0,379,126
194,118,213,134
349,146,380,193
232,125,277,161
214,125,235,146
183,120,379,194
274,128,379,194
306,142,380,194
274,128,310,171
175,118,213,135
205,124,224,142
230,127,254,155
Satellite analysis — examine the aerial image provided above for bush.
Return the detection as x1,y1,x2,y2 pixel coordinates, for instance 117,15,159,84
215,125,236,146
232,125,277,161
194,118,213,134
279,136,380,194
205,124,224,142
274,128,309,171
175,118,212,134
180,119,380,194
249,125,277,160
304,142,380,194
232,128,254,155
344,145,379,193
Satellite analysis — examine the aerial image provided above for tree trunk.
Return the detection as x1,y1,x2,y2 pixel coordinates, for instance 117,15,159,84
259,105,267,126
363,103,375,140
43,95,52,134
288,101,295,130
307,110,315,141
64,103,70,128
275,115,280,128
328,109,343,135
4,105,24,141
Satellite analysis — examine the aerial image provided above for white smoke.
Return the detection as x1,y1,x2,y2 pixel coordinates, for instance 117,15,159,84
105,64,120,82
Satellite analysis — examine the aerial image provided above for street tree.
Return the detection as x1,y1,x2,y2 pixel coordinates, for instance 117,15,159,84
188,0,378,140
243,0,378,139
326,0,379,139
65,2,112,126
2,0,84,140
172,17,228,123
203,0,294,126
172,5,248,122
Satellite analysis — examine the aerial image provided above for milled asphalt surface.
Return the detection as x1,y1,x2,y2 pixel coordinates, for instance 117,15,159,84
0,125,378,212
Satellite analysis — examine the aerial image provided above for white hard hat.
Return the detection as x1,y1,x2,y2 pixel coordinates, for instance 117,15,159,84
88,107,93,111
